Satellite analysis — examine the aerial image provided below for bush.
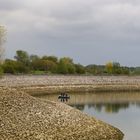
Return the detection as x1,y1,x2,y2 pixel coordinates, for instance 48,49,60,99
3,60,29,74
0,66,3,77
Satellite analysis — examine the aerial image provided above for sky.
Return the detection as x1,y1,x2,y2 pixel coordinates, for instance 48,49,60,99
0,0,140,66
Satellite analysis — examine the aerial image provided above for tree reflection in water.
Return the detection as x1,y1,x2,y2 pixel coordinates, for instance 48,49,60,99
71,103,130,113
36,92,140,114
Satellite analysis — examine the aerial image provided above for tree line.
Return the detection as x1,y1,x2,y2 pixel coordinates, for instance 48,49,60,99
0,49,139,75
1,26,140,75
1,50,85,74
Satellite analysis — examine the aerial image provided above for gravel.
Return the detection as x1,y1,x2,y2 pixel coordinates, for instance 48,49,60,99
0,87,124,140
0,75,140,87
0,75,139,95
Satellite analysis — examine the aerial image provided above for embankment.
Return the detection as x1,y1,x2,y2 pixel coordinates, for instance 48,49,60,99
1,75,140,95
0,88,123,140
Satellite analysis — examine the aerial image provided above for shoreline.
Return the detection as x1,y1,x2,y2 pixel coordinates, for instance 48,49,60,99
1,75,140,96
0,87,124,140
19,84,140,96
0,75,125,139
0,75,140,140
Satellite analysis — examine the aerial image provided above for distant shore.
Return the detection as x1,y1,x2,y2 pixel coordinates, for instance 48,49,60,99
1,75,140,95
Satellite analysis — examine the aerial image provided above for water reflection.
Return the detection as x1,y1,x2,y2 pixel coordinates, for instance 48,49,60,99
71,103,130,113
35,92,140,140
36,92,140,113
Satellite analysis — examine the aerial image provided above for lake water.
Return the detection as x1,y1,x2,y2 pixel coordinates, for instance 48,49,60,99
35,92,140,140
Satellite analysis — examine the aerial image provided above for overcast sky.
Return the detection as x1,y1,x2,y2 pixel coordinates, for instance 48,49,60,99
1,0,140,66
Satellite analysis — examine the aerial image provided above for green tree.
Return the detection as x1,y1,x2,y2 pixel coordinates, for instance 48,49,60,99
67,63,76,74
121,67,130,75
31,59,57,73
42,56,58,63
86,65,105,75
57,58,68,74
47,56,58,63
112,62,121,74
30,55,40,62
75,64,85,74
14,50,30,66
2,60,16,74
44,60,57,73
58,57,76,74
31,59,47,71
3,59,29,74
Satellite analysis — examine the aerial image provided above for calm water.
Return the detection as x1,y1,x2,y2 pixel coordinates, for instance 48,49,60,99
35,92,140,140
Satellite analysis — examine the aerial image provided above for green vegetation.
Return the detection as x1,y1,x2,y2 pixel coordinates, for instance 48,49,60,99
0,49,140,75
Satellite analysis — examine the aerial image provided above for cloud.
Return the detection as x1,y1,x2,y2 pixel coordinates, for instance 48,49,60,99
1,0,140,66
0,0,22,11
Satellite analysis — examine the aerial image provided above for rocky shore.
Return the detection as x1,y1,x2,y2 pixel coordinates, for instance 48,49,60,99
0,87,123,140
0,75,129,139
1,75,140,95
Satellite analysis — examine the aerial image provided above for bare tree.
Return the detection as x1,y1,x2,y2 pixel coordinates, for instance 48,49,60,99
0,26,6,63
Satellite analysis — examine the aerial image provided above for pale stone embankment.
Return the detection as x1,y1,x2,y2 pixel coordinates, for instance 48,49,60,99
0,75,130,140
0,88,123,140
0,75,140,95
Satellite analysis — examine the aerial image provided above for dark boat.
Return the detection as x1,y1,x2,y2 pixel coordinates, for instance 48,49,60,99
58,93,70,99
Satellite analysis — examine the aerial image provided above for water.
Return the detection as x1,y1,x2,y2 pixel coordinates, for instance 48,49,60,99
35,92,140,140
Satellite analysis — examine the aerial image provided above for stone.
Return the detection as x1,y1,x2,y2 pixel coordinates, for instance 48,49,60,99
0,88,124,140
